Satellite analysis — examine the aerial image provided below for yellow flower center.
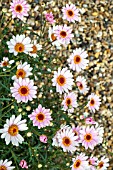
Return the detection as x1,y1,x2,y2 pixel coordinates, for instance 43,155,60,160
84,133,92,142
57,75,66,86
66,98,72,106
30,45,37,54
60,31,67,38
98,161,104,168
74,160,81,168
74,55,81,64
90,98,95,106
16,69,26,78
15,4,23,13
8,124,19,136
62,137,71,146
36,112,45,122
67,10,74,17
51,33,57,41
14,43,25,53
2,61,9,66
18,86,29,96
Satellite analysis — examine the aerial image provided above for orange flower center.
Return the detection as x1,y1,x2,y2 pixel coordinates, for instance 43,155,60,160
0,165,7,170
36,112,45,122
78,83,83,90
16,69,26,78
84,133,92,142
74,55,81,64
18,86,29,96
89,160,92,165
30,45,37,54
98,161,104,168
90,98,95,106
51,33,57,41
66,98,72,106
57,75,66,86
62,137,71,146
67,10,74,17
2,61,9,66
14,43,25,53
15,4,23,13
74,160,81,168
8,124,19,136
60,31,67,38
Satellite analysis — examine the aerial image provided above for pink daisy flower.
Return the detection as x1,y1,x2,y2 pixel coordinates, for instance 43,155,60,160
57,127,78,153
76,76,89,94
9,0,30,20
45,12,55,24
62,92,77,113
97,156,109,170
88,156,98,170
28,104,52,129
52,67,74,94
10,78,37,103
87,93,101,112
54,24,74,45
67,48,89,72
85,117,96,125
62,4,80,23
71,153,88,170
80,126,99,150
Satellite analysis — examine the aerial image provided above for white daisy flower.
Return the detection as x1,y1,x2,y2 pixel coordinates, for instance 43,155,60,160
48,26,61,49
52,125,71,147
71,153,89,170
12,61,33,80
54,24,74,45
0,159,15,170
7,34,33,56
52,67,74,94
97,156,109,170
0,57,14,71
10,78,37,103
87,93,101,112
67,48,89,72
29,40,42,58
0,114,28,146
76,76,89,94
57,127,78,153
62,92,78,113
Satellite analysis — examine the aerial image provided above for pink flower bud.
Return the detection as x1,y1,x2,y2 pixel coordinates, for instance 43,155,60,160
19,160,28,169
76,81,81,87
85,117,96,124
45,12,55,24
39,135,48,143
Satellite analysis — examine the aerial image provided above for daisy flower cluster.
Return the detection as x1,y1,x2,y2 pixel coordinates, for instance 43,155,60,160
52,122,104,152
71,154,109,170
0,0,110,169
10,61,37,103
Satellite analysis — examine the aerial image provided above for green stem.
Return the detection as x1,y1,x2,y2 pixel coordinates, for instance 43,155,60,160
0,101,15,112
11,150,19,170
0,65,17,74
0,75,11,76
